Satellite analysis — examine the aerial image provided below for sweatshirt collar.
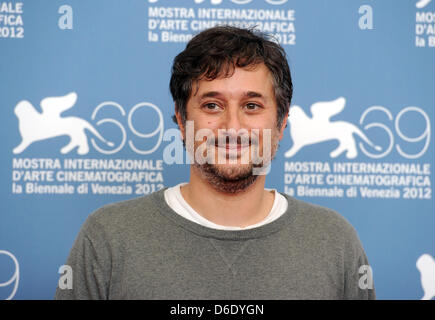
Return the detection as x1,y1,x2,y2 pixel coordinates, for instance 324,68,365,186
151,188,298,240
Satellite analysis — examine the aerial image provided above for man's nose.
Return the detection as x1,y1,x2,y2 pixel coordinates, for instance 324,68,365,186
223,107,242,131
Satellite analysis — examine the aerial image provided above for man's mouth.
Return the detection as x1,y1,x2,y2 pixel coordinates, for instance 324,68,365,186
214,136,252,150
215,142,251,151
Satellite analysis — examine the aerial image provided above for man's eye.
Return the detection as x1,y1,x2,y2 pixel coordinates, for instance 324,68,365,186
245,103,261,110
203,103,220,110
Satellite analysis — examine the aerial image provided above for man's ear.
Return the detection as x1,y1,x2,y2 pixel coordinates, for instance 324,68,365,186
278,110,289,140
174,105,185,140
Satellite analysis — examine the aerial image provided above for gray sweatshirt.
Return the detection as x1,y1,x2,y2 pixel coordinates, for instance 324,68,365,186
54,189,375,299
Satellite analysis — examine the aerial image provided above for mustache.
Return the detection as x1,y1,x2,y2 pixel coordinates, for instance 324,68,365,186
214,136,257,147
199,131,260,147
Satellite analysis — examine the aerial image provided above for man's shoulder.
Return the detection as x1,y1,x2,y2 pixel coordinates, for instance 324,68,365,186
282,193,359,240
82,189,167,236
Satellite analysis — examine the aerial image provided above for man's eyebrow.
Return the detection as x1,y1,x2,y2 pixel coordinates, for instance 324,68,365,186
198,91,265,99
198,91,221,99
245,91,264,98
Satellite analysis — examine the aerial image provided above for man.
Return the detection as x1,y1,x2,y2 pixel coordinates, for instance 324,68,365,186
55,26,375,299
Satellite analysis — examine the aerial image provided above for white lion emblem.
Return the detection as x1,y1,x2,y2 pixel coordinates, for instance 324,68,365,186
416,0,432,9
417,254,435,300
284,97,381,159
13,92,113,155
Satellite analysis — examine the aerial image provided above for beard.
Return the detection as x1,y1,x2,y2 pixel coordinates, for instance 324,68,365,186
193,162,259,194
192,129,280,194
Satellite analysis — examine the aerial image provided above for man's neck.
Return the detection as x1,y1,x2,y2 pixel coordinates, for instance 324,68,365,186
180,167,275,228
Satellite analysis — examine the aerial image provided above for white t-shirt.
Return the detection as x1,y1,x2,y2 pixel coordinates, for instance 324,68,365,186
164,183,288,230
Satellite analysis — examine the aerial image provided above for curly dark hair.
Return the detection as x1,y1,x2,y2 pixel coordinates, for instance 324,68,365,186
169,25,293,129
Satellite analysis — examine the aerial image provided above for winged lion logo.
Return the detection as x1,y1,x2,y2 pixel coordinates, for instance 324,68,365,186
284,97,381,159
13,92,113,155
417,254,435,300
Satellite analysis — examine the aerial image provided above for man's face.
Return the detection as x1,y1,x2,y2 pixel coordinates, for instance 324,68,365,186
177,63,287,193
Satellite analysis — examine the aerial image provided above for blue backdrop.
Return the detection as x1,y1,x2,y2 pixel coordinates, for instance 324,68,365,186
1,0,434,299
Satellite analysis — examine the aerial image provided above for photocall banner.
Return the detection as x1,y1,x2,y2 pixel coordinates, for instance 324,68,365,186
0,0,434,300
